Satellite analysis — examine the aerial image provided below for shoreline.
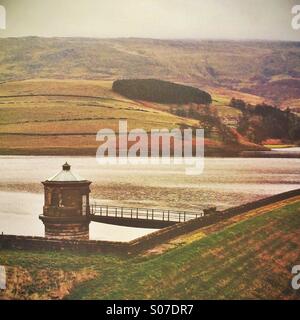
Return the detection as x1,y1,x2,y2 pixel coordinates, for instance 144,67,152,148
0,150,299,158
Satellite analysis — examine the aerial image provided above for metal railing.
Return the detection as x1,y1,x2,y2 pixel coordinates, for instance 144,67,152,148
89,204,203,223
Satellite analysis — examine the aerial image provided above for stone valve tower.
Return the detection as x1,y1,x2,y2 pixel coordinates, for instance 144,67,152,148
39,163,91,240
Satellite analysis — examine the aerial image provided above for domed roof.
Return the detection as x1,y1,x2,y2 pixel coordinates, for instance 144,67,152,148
46,162,87,182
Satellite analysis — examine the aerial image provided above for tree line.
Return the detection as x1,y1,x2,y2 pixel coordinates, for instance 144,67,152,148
230,98,300,143
112,79,212,104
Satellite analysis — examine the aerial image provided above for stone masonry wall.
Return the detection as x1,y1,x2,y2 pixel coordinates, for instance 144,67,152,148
0,188,299,255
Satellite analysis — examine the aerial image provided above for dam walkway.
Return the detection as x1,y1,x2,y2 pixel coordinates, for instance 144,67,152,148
89,204,204,228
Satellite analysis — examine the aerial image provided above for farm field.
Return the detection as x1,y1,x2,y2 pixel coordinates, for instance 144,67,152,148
1,37,299,155
0,79,199,154
0,79,264,155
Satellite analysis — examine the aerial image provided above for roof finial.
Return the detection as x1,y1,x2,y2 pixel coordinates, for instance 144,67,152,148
63,162,71,171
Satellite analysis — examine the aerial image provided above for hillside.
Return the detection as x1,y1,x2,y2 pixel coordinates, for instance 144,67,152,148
0,37,299,154
1,199,299,299
0,79,196,154
0,37,299,108
0,79,265,156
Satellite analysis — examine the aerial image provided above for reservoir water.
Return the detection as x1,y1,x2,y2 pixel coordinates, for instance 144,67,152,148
0,156,299,241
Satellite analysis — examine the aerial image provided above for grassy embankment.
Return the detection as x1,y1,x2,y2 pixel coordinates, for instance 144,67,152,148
0,198,299,300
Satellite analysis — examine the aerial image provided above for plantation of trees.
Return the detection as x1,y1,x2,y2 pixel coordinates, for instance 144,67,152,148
112,79,212,104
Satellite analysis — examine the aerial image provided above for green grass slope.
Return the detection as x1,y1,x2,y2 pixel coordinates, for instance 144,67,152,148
1,200,299,300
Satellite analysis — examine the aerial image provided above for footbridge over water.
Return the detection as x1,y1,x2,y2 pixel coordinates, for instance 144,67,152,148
89,204,205,229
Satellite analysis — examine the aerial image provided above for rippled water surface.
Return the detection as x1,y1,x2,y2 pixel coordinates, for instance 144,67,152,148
0,156,299,241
